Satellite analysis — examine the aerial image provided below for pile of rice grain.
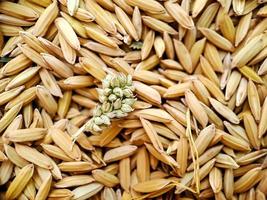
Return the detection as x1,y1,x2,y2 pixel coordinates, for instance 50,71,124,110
0,0,267,199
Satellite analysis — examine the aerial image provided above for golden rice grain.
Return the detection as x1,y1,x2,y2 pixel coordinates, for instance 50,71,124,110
55,17,81,50
125,0,165,14
141,16,178,35
247,80,261,122
209,97,240,124
103,145,137,163
115,6,139,41
173,39,193,73
5,164,34,199
16,144,51,168
185,89,208,128
199,28,235,52
234,167,262,193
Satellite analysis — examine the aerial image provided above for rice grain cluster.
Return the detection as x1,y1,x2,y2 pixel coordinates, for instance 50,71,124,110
0,0,267,199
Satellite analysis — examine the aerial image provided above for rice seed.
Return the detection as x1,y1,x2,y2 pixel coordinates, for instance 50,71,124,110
111,57,134,75
187,145,223,171
50,128,81,161
6,66,40,90
83,40,125,56
48,188,74,198
164,1,194,29
119,157,131,192
234,167,262,193
185,89,208,128
1,54,32,76
221,131,250,151
20,31,48,53
134,81,161,105
140,117,163,152
41,144,73,162
236,77,248,107
173,39,193,73
189,38,205,70
259,97,267,138
258,58,267,76
141,30,154,60
135,55,160,71
55,175,94,188
125,0,165,14
203,43,223,73
225,70,242,101
85,0,116,34
55,17,80,50
92,169,119,187
15,144,53,169
141,16,178,35
235,12,252,46
133,70,161,85
36,85,58,117
67,0,79,16
5,128,46,142
164,82,192,99
200,103,224,129
84,24,118,49
0,102,22,133
32,0,58,36
219,11,235,44
197,2,220,29
209,97,240,124
42,53,73,78
200,55,220,86
232,33,267,68
163,32,175,59
4,144,29,168
0,86,24,106
192,0,209,18
0,1,38,21
18,44,48,68
39,68,63,98
199,28,235,52
198,75,225,103
249,46,267,65
223,168,234,199
197,158,216,183
136,146,150,183
133,179,171,193
195,124,216,156
72,183,103,200
243,112,261,149
134,108,173,123
233,0,246,15
5,164,34,199
209,167,222,193
5,87,36,110
236,149,267,165
216,153,239,169
38,36,64,58
176,136,188,176
59,161,98,172
247,80,261,122
132,6,142,40
239,65,263,84
35,174,52,200
115,6,139,41
103,145,137,163
58,31,77,64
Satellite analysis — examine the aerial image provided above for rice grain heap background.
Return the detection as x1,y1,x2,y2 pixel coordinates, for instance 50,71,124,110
0,0,267,199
